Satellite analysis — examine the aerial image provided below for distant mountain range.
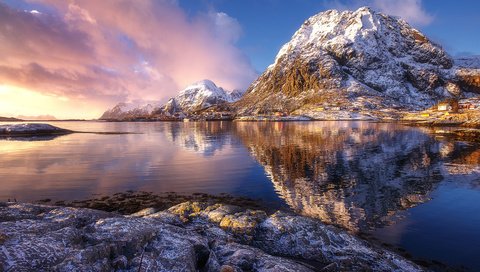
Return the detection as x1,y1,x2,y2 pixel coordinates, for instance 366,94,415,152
101,7,480,121
100,80,243,120
0,116,22,121
0,115,59,122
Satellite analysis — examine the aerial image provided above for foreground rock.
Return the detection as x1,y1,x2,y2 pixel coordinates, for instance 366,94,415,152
0,123,72,137
0,202,423,271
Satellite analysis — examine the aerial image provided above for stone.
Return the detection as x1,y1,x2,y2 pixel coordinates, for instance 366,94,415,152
0,202,423,271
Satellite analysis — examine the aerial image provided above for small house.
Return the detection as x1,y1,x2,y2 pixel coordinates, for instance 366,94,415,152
437,103,450,111
437,99,459,113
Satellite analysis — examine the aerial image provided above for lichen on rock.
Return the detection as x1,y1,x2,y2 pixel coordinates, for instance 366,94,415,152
0,201,423,271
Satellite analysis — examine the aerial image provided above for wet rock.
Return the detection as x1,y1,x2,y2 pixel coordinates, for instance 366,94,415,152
112,255,128,269
0,202,423,271
167,201,210,219
210,240,313,272
252,211,421,271
218,209,267,237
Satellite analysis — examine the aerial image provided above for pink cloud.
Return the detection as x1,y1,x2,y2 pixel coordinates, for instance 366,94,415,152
0,0,257,116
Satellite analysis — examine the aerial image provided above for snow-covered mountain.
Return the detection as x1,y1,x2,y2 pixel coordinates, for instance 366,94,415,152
455,56,480,94
171,80,243,113
235,7,477,118
100,102,161,120
100,80,243,120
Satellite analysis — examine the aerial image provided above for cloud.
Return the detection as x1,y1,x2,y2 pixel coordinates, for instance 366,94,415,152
0,1,257,118
325,0,433,26
372,0,433,26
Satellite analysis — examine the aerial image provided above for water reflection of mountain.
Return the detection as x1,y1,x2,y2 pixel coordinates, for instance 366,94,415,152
233,121,480,232
164,122,235,156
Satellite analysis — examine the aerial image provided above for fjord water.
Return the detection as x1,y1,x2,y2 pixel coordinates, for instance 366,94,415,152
1,121,479,270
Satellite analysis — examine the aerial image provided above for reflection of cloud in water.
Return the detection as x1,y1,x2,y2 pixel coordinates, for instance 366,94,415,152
0,123,253,202
234,121,480,232
1,120,479,233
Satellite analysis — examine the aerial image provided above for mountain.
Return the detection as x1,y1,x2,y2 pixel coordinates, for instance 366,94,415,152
100,80,243,120
169,80,243,113
234,7,476,119
455,56,480,94
0,116,22,121
100,102,161,120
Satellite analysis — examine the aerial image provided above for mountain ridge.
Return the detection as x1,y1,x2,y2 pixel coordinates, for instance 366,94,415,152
234,7,476,119
100,80,242,120
100,7,480,121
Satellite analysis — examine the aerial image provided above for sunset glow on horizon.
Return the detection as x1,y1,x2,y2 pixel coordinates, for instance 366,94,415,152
0,0,257,119
2,0,480,119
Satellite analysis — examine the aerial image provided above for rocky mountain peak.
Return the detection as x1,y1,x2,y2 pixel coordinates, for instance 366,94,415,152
175,79,241,112
100,79,244,120
236,7,462,117
274,6,451,70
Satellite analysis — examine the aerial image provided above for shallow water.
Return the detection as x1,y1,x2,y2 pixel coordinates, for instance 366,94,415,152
1,120,479,270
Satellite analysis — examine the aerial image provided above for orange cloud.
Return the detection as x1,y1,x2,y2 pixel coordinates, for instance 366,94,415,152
0,1,257,118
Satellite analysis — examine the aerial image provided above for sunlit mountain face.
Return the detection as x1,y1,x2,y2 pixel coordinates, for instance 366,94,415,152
233,121,480,232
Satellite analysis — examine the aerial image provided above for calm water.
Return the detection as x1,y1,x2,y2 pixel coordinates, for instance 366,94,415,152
1,121,479,270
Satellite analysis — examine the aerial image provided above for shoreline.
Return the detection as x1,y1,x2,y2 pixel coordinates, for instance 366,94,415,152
1,196,426,271
36,191,288,215
31,191,459,271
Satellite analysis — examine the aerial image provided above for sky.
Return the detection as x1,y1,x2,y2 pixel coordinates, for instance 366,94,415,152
0,0,479,119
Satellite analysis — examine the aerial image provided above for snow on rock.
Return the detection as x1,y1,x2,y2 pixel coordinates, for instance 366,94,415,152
454,56,480,94
0,123,70,134
235,6,476,117
173,80,243,113
100,101,162,120
100,80,243,120
0,202,424,271
455,55,480,69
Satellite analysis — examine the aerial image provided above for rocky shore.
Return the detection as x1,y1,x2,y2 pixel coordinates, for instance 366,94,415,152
0,200,424,271
0,123,72,137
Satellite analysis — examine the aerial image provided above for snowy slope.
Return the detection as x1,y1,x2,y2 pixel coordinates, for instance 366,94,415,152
100,80,242,119
170,80,243,113
455,56,480,69
454,56,480,94
100,101,162,120
236,7,475,117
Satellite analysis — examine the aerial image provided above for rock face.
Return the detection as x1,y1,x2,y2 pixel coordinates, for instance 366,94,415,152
235,7,474,118
455,56,480,94
0,202,423,271
168,80,243,113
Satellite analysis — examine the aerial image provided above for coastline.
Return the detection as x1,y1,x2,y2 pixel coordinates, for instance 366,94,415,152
1,195,425,271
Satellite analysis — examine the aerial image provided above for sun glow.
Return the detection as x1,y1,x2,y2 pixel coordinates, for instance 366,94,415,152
0,85,101,119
